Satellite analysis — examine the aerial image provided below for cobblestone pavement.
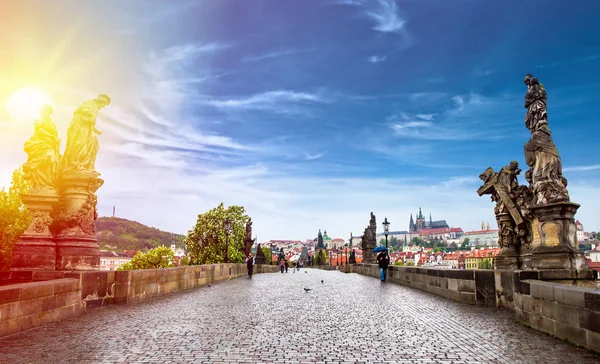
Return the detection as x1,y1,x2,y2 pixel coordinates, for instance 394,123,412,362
1,270,599,364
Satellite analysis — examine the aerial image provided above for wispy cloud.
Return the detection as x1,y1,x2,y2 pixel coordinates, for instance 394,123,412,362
537,55,600,69
415,113,435,121
243,48,318,63
368,55,386,63
305,151,327,160
563,165,600,172
366,0,406,33
205,90,327,114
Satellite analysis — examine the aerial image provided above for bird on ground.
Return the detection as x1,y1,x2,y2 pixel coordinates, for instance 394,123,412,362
321,280,324,284
208,284,211,287
304,288,312,292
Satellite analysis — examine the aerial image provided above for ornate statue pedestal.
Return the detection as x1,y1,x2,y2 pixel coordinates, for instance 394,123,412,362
11,192,58,270
494,247,520,270
362,248,375,264
528,202,588,271
53,170,103,270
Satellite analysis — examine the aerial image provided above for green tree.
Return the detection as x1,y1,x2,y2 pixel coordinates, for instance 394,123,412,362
118,246,175,270
179,256,190,266
460,238,470,249
261,245,272,265
406,261,415,266
379,238,385,245
393,260,404,266
0,168,31,270
315,249,327,265
185,203,248,265
411,237,425,246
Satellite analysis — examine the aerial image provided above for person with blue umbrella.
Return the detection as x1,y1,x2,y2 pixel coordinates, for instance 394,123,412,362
373,246,390,282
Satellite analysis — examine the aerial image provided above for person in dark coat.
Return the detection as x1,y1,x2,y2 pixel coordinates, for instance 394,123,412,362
377,250,390,282
246,253,255,278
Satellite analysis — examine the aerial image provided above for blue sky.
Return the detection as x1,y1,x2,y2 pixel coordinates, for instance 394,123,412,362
1,0,599,241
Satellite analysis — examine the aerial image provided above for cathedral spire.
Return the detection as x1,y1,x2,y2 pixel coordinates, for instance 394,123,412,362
409,213,414,231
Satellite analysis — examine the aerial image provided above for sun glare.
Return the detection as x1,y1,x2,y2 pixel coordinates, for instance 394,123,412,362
4,86,55,122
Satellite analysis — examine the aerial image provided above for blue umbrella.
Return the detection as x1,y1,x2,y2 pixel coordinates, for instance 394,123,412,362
372,246,389,253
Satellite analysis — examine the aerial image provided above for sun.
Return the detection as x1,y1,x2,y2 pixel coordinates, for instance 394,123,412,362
4,86,55,122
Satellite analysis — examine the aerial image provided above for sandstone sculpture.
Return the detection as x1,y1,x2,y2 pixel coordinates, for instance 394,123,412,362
13,95,110,270
361,212,376,264
22,105,61,192
62,94,110,174
478,75,588,274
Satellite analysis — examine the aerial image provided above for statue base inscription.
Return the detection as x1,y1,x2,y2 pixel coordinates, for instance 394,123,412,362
53,170,103,270
11,192,58,270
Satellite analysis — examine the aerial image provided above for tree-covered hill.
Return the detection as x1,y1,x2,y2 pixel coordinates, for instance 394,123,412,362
96,217,185,251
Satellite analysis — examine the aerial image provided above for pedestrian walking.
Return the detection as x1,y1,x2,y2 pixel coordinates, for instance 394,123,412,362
284,259,289,273
246,253,255,278
280,259,285,273
377,250,390,282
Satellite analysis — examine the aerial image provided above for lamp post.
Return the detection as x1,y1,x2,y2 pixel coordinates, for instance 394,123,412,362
223,217,232,263
383,217,390,249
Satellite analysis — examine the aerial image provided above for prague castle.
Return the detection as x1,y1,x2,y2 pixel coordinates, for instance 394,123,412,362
409,207,449,233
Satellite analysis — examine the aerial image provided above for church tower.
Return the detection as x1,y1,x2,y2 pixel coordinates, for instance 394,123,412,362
409,213,415,233
416,208,425,232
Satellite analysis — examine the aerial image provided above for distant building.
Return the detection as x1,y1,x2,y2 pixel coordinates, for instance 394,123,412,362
576,220,585,242
409,207,449,233
99,251,132,271
464,248,500,269
463,229,499,247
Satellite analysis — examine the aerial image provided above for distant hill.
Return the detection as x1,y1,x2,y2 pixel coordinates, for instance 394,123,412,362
95,217,185,251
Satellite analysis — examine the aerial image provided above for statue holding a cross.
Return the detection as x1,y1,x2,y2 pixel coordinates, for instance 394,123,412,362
478,161,532,253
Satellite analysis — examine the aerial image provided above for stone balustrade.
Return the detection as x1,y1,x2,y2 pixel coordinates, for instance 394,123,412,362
0,263,278,338
514,279,600,352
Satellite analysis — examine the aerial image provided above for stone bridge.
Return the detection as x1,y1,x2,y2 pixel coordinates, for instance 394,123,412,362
1,267,598,363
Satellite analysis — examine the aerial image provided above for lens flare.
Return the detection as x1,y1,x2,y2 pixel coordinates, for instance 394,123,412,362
4,86,55,122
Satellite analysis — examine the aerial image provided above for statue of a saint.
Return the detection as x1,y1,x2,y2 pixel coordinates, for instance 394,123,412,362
23,105,61,191
61,94,111,174
522,75,568,204
245,218,253,241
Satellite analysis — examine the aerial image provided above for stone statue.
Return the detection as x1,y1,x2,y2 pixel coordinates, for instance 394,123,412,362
254,243,266,264
369,212,376,232
62,94,110,174
349,249,356,264
478,162,532,250
523,74,569,205
245,218,252,241
23,105,61,192
242,218,254,256
361,212,377,264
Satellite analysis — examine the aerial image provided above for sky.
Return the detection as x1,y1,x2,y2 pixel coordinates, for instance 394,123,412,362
1,0,600,242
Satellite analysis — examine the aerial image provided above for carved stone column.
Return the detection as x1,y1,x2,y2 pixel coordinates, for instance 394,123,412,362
53,170,103,270
11,192,59,270
529,202,588,270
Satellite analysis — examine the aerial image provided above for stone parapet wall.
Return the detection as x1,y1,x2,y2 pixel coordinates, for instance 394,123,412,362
0,263,278,338
514,280,600,353
114,263,278,304
351,264,497,305
0,278,82,338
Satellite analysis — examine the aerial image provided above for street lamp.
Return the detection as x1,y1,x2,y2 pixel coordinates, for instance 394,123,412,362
223,217,232,263
383,217,390,249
